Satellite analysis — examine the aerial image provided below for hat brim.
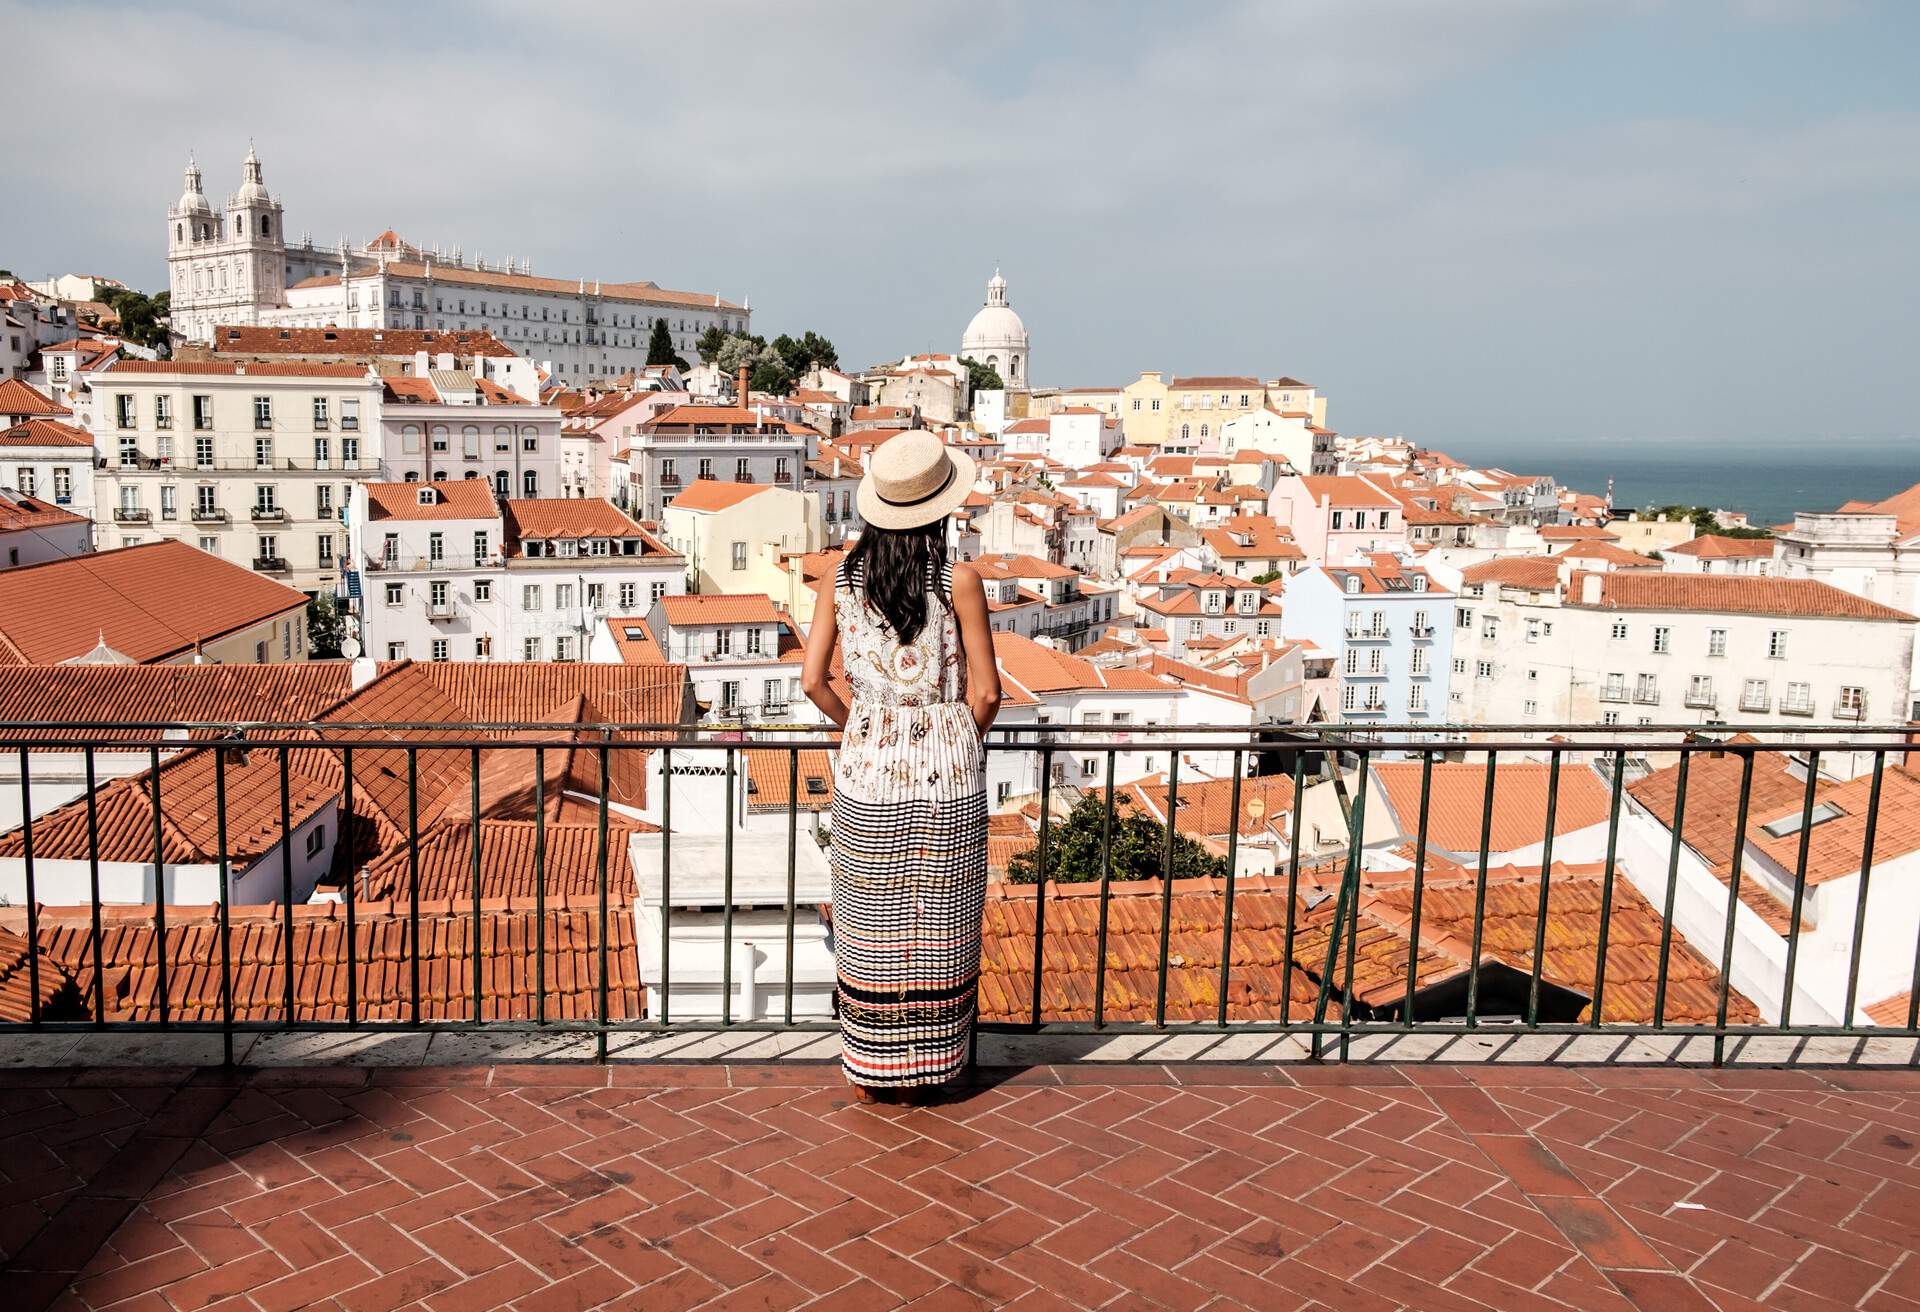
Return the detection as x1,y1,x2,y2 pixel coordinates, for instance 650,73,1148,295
856,443,978,530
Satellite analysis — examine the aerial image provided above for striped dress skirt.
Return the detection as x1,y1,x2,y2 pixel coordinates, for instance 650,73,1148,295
831,700,988,1089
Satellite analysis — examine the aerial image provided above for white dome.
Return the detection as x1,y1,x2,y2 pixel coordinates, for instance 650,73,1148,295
963,302,1027,347
235,143,270,204
177,154,211,214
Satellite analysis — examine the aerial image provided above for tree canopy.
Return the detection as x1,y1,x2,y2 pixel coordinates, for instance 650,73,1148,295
97,287,171,353
305,594,345,660
702,328,836,397
961,355,1003,393
646,318,677,367
1648,505,1774,540
1005,793,1227,885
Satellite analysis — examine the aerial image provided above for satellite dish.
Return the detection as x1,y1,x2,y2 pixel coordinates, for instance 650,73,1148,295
339,637,362,659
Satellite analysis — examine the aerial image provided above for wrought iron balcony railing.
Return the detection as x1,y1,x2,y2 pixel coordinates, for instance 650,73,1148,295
0,721,1915,1067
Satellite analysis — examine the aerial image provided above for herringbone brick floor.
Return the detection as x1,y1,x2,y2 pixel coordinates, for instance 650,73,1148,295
2,1062,1918,1311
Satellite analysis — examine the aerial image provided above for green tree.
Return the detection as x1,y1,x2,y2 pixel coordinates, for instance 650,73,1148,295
695,324,728,363
750,358,796,396
1006,793,1227,885
1252,569,1283,585
961,355,1003,392
96,287,171,354
1649,505,1774,540
306,593,345,660
714,334,765,374
646,317,677,367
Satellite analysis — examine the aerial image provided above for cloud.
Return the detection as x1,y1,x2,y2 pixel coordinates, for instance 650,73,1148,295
4,0,1915,445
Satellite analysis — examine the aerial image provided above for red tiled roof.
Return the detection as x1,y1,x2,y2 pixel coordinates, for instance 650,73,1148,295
0,664,361,743
1567,572,1914,622
604,616,666,663
0,541,309,666
376,260,741,312
356,819,649,905
0,379,69,417
211,325,516,357
658,594,782,627
98,360,371,379
744,749,836,812
1369,762,1616,856
1,900,639,1023
364,480,497,520
1297,475,1398,508
1627,746,1806,934
1169,376,1261,390
0,418,91,447
1461,557,1562,590
666,479,774,513
502,498,646,545
1557,541,1661,568
0,491,88,534
1666,535,1777,559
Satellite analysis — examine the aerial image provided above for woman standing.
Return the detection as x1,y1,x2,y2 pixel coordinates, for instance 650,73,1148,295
801,429,1001,1103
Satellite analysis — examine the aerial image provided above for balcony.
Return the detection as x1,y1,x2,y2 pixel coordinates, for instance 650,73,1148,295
250,506,286,523
1409,625,1435,640
251,556,288,572
1740,694,1771,714
425,600,457,620
1835,700,1866,720
111,507,150,523
1599,686,1630,704
1685,688,1718,710
1634,687,1661,706
190,507,228,524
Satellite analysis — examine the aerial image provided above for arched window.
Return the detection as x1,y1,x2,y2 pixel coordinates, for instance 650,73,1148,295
1011,355,1022,379
523,470,538,497
462,425,480,458
432,470,447,482
405,470,421,483
493,425,511,453
1200,424,1210,439
1181,424,1191,441
401,424,421,454
464,470,479,479
985,354,998,370
260,215,271,237
495,470,510,496
175,223,182,242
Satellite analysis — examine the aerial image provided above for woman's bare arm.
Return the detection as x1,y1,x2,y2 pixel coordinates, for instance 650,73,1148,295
800,572,849,730
949,561,1002,738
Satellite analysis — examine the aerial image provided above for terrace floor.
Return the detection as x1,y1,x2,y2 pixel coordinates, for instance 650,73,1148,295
3,1058,1919,1312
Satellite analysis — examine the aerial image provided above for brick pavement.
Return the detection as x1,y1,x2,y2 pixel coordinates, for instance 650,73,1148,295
2,1061,1918,1310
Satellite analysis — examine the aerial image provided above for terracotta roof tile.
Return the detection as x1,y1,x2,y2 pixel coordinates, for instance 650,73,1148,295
1568,572,1913,622
1369,761,1616,856
0,379,69,417
667,480,775,513
364,480,497,521
212,325,516,358
99,360,372,379
501,498,648,547
658,594,783,627
0,418,91,448
1666,535,1777,559
0,540,309,665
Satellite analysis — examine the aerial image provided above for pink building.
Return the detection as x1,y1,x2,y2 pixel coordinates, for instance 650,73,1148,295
1266,474,1408,567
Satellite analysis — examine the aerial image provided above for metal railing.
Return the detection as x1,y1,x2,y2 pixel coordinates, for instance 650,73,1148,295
0,721,1915,1067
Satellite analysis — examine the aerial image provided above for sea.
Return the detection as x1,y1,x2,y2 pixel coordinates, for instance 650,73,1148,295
1434,435,1916,529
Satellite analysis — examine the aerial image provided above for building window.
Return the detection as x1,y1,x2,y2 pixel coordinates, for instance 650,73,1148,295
523,470,538,496
253,396,272,430
1838,686,1866,718
1476,661,1494,678
1768,630,1788,660
476,635,492,659
1708,628,1727,657
385,583,403,606
523,585,541,611
473,530,489,560
154,395,172,429
1341,685,1358,712
651,580,669,603
1652,626,1671,654
429,638,448,662
474,578,491,602
555,583,574,609
318,535,334,565
1636,673,1659,703
312,397,329,429
555,635,574,661
431,425,449,453
1481,616,1498,640
523,637,541,660
1741,678,1769,712
341,399,359,431
619,582,636,610
115,394,134,428
731,541,747,570
1611,620,1627,641
1456,609,1472,629
523,427,539,453
1784,681,1813,713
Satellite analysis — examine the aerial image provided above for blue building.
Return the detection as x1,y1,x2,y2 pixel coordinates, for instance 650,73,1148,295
1281,554,1455,723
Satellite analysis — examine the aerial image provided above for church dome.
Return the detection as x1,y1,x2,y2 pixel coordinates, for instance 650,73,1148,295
176,153,211,214
960,268,1030,388
235,143,270,204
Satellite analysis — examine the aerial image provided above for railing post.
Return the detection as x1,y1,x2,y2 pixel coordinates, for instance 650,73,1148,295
1779,749,1822,1028
1525,749,1561,1026
1154,750,1182,1029
533,745,547,1025
1713,750,1757,1067
1279,751,1307,1029
1465,750,1498,1027
1031,746,1054,1027
281,747,296,1024
470,747,484,1025
784,747,799,1027
659,746,672,1027
17,748,37,1028
407,748,421,1026
597,732,612,1060
213,744,234,1066
342,745,356,1027
1216,751,1245,1028
1840,751,1886,1029
84,746,104,1029
1093,751,1117,1031
1402,749,1434,1026
1652,749,1692,1029
1312,750,1370,1060
150,745,169,1027
1591,749,1627,1026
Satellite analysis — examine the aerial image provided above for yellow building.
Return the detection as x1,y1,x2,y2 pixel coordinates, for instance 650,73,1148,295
661,480,823,598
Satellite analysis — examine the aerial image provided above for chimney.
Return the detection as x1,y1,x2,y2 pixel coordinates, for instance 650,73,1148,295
736,366,749,401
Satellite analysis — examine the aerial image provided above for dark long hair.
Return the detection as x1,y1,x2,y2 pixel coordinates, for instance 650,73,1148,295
845,520,949,643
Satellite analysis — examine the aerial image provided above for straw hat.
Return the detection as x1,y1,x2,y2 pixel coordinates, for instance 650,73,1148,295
856,429,977,530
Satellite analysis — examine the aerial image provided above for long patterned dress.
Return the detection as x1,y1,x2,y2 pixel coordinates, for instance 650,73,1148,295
831,557,988,1088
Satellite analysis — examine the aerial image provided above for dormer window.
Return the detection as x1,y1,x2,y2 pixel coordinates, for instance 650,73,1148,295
416,488,436,507
1412,575,1428,592
1344,576,1361,595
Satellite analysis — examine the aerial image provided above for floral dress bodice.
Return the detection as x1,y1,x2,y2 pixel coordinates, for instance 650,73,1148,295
835,560,966,709
833,559,981,804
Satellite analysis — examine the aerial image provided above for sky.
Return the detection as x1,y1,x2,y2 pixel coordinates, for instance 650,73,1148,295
6,0,1918,448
